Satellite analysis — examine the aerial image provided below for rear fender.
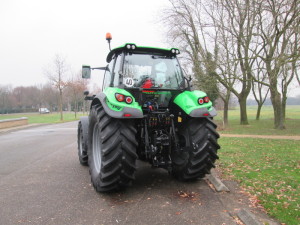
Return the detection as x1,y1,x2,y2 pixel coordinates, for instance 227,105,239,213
91,88,143,119
173,90,217,118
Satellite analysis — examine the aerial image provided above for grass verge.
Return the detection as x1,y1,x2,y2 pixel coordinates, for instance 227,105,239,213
0,112,85,124
215,105,300,136
218,137,300,225
216,119,300,136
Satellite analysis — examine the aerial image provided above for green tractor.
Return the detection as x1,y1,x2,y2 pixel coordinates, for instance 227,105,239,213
77,34,220,192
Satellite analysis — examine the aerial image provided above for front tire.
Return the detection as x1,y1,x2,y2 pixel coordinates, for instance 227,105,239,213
88,105,138,192
172,118,220,181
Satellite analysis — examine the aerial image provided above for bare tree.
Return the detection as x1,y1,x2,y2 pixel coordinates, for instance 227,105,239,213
213,19,239,126
163,0,261,125
45,54,69,121
218,87,231,127
251,59,270,120
12,86,26,111
0,85,12,114
256,0,300,129
163,0,299,129
40,83,59,111
211,0,262,125
66,70,89,118
163,0,219,103
282,31,299,121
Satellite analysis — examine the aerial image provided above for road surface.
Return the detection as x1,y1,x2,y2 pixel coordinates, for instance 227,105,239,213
0,122,278,225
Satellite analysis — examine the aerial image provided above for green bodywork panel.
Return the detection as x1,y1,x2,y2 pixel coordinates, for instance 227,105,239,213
174,90,213,115
104,87,142,112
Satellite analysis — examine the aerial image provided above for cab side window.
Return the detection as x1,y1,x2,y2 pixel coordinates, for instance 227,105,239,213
113,54,122,87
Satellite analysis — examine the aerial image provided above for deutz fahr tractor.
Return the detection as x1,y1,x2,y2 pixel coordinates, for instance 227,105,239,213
77,33,220,192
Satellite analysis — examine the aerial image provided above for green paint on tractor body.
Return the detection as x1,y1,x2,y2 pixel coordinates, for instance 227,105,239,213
174,90,213,115
104,87,142,112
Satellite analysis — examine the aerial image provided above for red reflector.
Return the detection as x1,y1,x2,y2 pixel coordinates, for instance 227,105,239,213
203,113,209,116
115,93,124,102
198,98,204,104
123,113,132,117
125,96,133,104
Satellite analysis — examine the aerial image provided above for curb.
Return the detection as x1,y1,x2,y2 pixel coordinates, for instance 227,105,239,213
0,124,47,134
205,169,230,192
237,209,262,225
206,174,230,192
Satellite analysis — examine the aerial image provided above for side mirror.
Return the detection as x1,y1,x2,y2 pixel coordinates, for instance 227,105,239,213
83,90,89,96
82,65,91,79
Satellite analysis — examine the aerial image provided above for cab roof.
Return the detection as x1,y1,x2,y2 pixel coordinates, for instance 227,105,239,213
106,43,180,63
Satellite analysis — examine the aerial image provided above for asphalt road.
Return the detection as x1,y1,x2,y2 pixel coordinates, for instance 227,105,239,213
0,122,277,225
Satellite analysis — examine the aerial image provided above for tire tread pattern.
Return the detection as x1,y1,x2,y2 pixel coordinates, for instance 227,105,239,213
172,117,220,181
88,105,138,192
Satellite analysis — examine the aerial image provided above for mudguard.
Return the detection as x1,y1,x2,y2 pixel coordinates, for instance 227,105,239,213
173,90,217,118
93,87,143,119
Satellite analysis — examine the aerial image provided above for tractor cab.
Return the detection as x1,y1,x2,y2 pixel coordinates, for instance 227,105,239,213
104,43,188,109
83,42,189,110
106,44,185,89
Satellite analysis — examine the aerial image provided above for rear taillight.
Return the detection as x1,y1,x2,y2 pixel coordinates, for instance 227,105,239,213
115,93,125,102
204,96,210,103
198,96,209,105
115,93,133,104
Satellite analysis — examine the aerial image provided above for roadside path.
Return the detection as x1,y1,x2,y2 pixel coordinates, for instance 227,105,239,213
221,133,300,140
0,123,46,134
1,124,300,141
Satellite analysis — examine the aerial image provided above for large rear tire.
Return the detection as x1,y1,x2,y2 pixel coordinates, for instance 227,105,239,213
172,118,220,181
88,104,138,192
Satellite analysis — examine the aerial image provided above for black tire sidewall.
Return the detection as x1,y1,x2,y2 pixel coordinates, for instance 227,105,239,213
88,106,102,187
77,121,88,165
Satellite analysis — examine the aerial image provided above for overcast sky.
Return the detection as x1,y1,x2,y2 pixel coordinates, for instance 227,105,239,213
0,0,170,88
1,0,299,97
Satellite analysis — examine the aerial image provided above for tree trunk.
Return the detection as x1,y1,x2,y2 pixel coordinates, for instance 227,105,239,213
282,96,287,122
282,106,285,122
59,89,63,121
223,101,229,127
75,100,77,119
223,91,231,127
238,96,249,125
256,104,263,120
270,89,285,129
